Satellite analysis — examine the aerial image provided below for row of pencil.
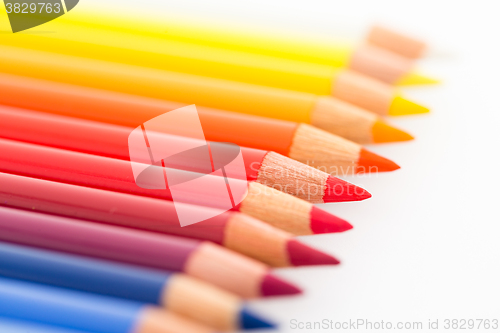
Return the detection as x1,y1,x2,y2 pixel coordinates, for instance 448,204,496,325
0,9,433,333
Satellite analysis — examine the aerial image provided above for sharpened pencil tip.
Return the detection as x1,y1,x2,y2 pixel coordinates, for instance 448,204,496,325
261,274,302,297
323,176,371,203
240,306,276,329
310,206,353,234
372,119,414,143
397,71,440,86
389,95,430,116
287,239,340,266
356,148,400,173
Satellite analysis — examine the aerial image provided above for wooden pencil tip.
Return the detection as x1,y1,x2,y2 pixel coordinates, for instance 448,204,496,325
356,148,400,173
371,119,414,143
287,239,340,266
388,95,430,116
323,177,371,203
397,71,440,86
310,206,354,233
261,274,302,297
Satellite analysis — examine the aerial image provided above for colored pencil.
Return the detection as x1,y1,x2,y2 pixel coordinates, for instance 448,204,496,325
0,277,217,333
0,138,353,235
0,72,413,145
0,18,434,106
0,80,402,177
0,103,373,205
0,207,301,298
0,171,341,265
0,318,90,333
0,44,427,120
56,13,433,85
367,25,428,59
0,110,370,207
0,241,274,330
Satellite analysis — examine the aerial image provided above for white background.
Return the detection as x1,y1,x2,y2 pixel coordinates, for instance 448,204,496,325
12,0,500,332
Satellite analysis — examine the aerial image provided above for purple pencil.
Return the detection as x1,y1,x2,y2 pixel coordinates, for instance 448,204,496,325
0,206,301,298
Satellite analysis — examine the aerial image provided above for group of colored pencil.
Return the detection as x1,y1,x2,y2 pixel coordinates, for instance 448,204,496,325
0,9,435,333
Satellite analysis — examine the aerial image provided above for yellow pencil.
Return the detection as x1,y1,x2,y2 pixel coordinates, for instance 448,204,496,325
55,11,435,85
0,21,429,116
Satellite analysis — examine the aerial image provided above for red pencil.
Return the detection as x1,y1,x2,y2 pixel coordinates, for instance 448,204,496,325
0,136,353,235
0,105,370,204
0,206,301,298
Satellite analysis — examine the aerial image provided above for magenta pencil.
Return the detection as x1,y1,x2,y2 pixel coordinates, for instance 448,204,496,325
0,206,301,298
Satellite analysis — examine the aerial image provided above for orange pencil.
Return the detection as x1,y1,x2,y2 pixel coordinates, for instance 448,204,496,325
0,74,400,177
0,73,412,145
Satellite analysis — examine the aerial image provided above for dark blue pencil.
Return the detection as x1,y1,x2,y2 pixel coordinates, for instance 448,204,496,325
0,241,273,331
